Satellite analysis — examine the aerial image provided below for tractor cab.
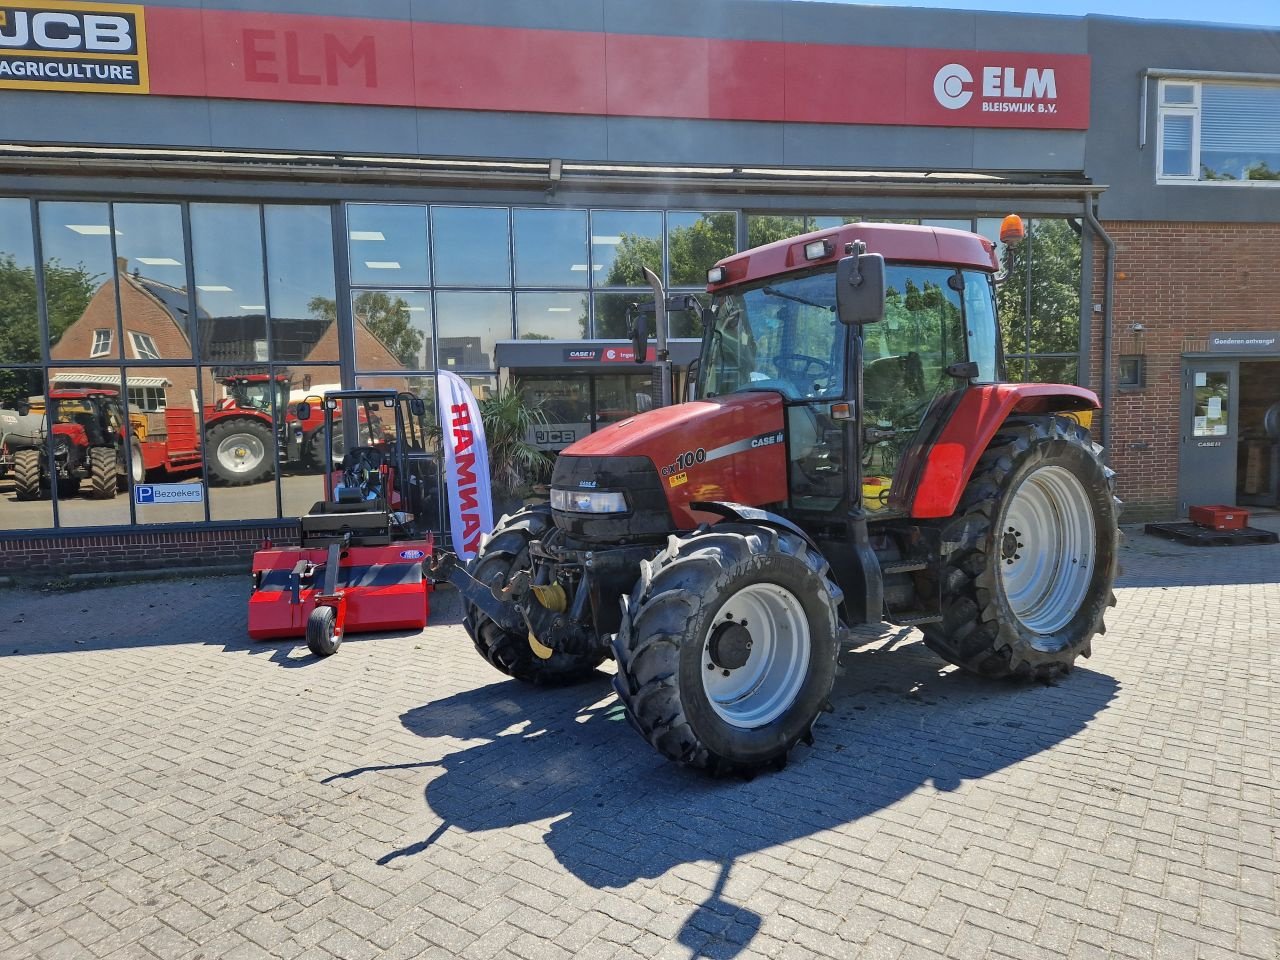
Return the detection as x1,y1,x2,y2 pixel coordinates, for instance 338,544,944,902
217,374,288,415
291,389,434,546
50,389,125,444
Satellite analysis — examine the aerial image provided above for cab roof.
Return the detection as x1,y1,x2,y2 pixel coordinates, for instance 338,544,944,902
49,389,118,399
707,222,999,293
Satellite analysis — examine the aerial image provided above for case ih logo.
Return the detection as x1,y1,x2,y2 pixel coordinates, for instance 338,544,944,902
933,62,1058,114
0,1,147,92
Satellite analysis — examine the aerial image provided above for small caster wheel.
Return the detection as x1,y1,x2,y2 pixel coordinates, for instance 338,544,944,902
306,605,341,657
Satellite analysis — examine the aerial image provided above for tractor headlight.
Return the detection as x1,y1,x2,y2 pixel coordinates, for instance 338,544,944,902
550,488,628,513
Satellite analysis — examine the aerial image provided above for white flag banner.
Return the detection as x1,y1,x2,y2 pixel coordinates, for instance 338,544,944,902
436,370,495,560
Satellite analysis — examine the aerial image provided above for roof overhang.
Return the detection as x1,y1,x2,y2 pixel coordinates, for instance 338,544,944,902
0,143,1104,202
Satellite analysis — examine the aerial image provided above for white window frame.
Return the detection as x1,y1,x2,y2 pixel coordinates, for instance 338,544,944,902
127,386,167,412
89,328,113,357
1156,78,1280,186
128,330,160,360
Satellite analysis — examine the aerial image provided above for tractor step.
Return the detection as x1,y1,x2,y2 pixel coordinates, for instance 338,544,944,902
889,611,943,627
881,559,929,575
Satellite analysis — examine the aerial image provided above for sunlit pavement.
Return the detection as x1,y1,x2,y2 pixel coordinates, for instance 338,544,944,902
0,517,1277,960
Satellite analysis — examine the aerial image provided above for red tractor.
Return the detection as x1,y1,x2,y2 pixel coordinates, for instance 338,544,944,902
203,374,296,486
10,389,143,500
204,374,359,485
438,220,1120,775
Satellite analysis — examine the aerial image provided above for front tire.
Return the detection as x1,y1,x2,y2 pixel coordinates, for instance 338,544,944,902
921,416,1120,681
88,447,118,500
613,524,842,775
461,507,605,685
306,605,340,657
13,449,42,500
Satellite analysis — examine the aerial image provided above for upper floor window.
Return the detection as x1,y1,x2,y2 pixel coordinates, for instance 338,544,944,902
128,330,160,360
90,328,112,357
1158,79,1280,183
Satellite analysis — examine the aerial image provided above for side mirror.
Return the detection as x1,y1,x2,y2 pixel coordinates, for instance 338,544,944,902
836,253,886,326
628,305,648,364
294,402,311,421
409,397,426,417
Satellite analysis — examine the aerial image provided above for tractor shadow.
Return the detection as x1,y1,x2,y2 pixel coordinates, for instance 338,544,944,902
337,626,1118,958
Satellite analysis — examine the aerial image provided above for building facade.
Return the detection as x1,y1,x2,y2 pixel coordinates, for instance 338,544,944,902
0,0,1277,574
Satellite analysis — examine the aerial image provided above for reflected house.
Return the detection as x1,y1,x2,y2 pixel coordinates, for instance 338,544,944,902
49,259,200,412
438,337,489,371
318,313,415,391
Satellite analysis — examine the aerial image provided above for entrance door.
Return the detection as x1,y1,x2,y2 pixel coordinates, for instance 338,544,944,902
1178,361,1239,512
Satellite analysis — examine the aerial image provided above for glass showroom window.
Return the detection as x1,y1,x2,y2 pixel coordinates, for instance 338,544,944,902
1158,79,1280,182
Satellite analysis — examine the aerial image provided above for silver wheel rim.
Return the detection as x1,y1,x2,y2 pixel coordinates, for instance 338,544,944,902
702,582,811,729
217,433,266,474
131,446,144,483
999,465,1096,635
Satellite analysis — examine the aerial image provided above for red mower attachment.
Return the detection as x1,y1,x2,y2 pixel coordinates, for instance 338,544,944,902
246,389,439,657
248,538,433,650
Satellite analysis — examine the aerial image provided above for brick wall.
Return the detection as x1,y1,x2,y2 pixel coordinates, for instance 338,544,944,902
1089,220,1280,521
0,523,298,580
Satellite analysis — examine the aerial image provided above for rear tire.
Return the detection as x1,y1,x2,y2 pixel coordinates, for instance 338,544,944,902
89,448,117,500
461,507,605,685
206,418,275,486
13,449,42,501
125,440,144,488
921,416,1120,681
306,605,340,657
613,524,842,775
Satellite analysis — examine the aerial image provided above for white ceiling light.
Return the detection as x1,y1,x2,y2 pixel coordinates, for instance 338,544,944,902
547,307,571,313
406,306,426,312
570,264,588,271
591,235,622,245
364,261,401,269
197,284,233,292
66,224,120,236
349,231,385,241
136,257,182,266
239,305,265,311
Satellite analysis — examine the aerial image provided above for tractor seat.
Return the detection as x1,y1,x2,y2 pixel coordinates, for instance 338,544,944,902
335,447,387,503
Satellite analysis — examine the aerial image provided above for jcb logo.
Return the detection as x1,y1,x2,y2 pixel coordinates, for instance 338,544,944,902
0,1,147,92
0,5,137,53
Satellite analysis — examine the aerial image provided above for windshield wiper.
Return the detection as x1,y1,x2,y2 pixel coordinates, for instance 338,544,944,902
761,286,834,312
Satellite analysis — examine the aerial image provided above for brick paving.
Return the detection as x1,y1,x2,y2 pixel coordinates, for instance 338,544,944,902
0,517,1277,960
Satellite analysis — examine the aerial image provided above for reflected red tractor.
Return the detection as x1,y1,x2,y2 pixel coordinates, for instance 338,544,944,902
10,389,143,500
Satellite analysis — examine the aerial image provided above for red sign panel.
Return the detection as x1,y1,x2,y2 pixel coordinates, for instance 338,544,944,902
142,7,1089,129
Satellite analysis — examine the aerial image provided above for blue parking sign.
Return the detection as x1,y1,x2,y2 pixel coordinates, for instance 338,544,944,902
135,485,155,504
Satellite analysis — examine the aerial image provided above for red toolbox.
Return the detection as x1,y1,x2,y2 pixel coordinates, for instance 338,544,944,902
1189,504,1249,531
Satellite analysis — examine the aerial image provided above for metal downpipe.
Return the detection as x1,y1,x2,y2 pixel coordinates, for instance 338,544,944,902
1082,202,1115,461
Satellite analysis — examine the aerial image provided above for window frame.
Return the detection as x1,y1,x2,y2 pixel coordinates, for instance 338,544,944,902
1156,78,1280,186
128,330,161,360
89,328,113,358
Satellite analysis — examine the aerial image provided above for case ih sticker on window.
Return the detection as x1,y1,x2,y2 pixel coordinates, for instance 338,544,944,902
0,1,148,93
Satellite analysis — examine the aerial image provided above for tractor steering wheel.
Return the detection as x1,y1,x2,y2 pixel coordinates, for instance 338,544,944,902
773,353,832,390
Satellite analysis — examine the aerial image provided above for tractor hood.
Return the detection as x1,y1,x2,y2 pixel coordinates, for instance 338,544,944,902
554,392,789,531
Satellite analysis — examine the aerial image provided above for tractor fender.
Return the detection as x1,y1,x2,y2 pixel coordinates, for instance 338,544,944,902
690,500,820,551
908,384,1100,519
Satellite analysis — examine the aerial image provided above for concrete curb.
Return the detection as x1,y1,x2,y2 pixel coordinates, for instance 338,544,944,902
1,567,245,590
65,565,245,585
